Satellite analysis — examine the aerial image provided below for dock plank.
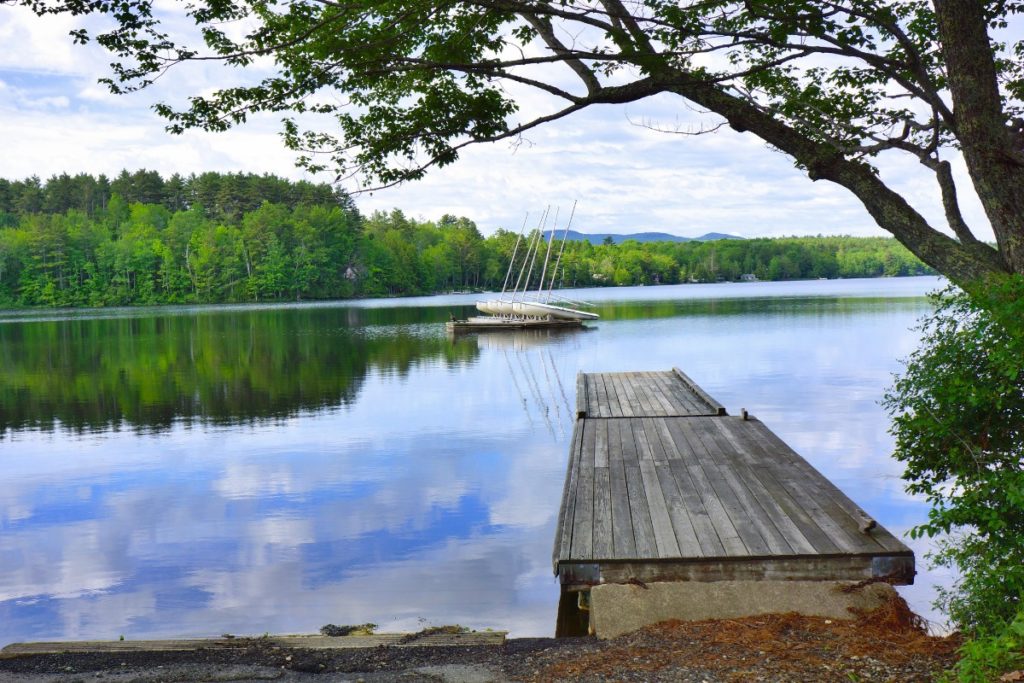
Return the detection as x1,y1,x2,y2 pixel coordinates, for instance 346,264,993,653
617,416,640,466
644,373,679,416
570,420,596,560
704,419,874,555
664,419,748,556
648,371,691,414
658,371,707,415
640,460,682,558
654,463,706,557
711,419,840,554
645,415,727,557
726,419,888,554
750,420,907,554
697,419,801,555
594,418,609,468
642,417,669,463
593,467,614,558
682,419,772,556
609,457,637,558
634,373,661,416
611,374,636,417
553,422,584,568
633,417,656,462
625,464,659,558
584,371,726,418
673,367,728,415
600,374,622,418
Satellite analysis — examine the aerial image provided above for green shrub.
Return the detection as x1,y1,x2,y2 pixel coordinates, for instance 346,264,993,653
944,607,1024,683
885,276,1024,680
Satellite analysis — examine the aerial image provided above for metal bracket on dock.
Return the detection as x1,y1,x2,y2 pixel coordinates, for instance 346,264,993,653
558,563,601,587
871,556,916,584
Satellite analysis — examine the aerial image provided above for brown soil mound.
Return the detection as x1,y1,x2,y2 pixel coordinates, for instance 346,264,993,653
534,592,961,682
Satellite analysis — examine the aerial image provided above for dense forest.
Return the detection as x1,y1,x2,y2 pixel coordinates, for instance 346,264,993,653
0,171,934,308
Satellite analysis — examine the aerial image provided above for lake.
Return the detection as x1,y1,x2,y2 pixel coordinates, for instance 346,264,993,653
0,276,950,643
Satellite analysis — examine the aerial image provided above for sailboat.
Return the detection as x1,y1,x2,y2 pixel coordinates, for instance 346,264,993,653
475,299,599,320
472,204,599,324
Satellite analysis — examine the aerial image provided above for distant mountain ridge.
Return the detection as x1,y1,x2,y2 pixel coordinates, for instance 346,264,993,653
541,229,743,245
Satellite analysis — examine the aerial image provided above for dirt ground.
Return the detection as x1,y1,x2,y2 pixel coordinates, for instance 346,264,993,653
0,596,962,682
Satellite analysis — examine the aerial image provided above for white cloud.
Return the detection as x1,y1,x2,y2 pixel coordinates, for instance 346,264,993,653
0,6,998,242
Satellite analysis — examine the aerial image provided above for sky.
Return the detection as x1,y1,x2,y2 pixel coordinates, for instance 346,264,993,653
0,4,997,241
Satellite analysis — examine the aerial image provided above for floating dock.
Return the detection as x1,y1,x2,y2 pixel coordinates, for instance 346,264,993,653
554,369,913,633
446,316,585,333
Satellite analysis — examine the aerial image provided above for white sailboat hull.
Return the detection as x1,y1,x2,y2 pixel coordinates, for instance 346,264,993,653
475,299,599,320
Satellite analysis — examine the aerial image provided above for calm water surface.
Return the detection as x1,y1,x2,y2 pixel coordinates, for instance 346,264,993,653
0,277,949,642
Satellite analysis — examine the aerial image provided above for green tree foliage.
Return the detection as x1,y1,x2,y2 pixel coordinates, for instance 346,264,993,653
0,170,337,221
884,277,1024,679
18,0,1023,286
557,236,931,288
0,171,361,306
0,175,935,306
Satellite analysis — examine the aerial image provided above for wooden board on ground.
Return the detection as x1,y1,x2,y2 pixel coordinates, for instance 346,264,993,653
554,370,914,588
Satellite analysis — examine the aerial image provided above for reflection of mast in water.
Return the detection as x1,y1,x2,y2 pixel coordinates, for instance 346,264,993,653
502,349,534,428
538,350,565,436
546,351,574,421
476,330,577,440
514,349,557,438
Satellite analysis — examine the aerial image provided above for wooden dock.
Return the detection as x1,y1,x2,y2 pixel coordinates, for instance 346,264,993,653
446,317,585,333
555,369,914,590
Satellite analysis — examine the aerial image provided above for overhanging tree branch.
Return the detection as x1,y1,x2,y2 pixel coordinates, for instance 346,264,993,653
658,71,1008,282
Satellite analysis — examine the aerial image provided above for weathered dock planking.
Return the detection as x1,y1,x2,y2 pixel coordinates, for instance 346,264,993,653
555,370,914,590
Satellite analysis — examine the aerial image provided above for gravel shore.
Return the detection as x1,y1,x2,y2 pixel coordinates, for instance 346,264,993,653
0,598,960,682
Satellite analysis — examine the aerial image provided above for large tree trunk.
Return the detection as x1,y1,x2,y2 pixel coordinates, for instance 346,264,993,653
934,0,1024,275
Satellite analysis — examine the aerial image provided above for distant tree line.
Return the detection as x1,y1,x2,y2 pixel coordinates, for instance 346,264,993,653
559,235,935,287
0,171,934,308
0,169,342,222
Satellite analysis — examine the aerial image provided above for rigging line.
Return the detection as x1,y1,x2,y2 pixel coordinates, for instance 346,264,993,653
547,200,578,301
511,207,546,304
523,207,551,301
536,205,560,297
499,213,529,302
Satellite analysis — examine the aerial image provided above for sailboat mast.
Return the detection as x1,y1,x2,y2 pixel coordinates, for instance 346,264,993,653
499,213,529,301
512,208,547,302
546,200,577,299
536,206,559,297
